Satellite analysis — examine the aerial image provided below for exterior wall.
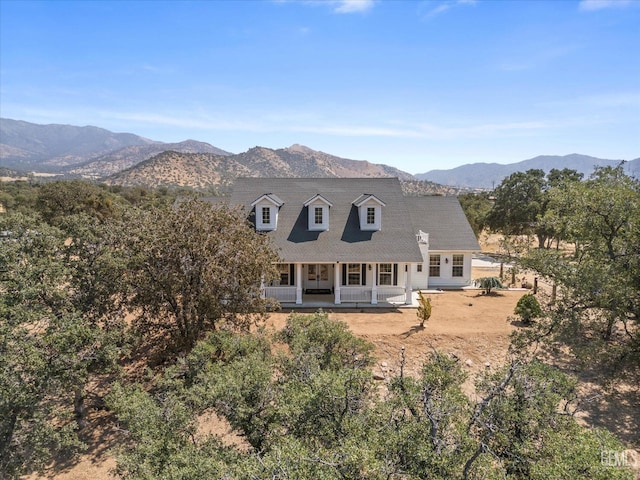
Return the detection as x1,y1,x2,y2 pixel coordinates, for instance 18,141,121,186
412,242,430,290
426,251,473,288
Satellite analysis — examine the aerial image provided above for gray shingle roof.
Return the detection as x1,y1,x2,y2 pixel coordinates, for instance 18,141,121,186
230,178,424,263
404,196,481,251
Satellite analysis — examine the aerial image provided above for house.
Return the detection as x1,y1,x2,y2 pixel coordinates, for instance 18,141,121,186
228,177,480,306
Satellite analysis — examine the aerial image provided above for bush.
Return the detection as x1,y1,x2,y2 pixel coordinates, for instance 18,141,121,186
514,293,543,325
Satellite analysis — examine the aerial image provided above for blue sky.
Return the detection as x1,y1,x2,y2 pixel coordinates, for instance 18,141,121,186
1,0,639,173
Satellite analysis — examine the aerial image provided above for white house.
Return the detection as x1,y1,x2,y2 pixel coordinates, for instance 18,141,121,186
227,177,480,306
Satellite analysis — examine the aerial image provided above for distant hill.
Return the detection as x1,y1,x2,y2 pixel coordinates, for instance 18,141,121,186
416,154,640,189
104,151,250,190
0,118,155,171
63,140,231,178
104,145,416,190
0,118,232,174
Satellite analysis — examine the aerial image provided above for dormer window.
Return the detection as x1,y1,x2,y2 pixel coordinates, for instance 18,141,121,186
353,194,385,231
304,194,332,231
251,193,284,231
367,207,375,225
262,207,271,225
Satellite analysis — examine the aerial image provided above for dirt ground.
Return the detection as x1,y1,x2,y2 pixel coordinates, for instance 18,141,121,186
28,252,640,479
267,289,519,383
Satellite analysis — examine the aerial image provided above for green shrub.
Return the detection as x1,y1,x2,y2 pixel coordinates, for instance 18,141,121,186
514,293,543,325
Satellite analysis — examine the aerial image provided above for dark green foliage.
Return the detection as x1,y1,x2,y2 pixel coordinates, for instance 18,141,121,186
0,180,39,214
458,192,492,237
107,313,633,480
486,168,584,249
35,180,121,225
106,383,235,480
467,360,627,480
0,212,126,478
517,165,640,378
514,293,543,325
277,311,374,371
486,169,546,239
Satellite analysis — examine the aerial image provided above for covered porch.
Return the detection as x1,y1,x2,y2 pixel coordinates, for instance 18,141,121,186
263,262,414,306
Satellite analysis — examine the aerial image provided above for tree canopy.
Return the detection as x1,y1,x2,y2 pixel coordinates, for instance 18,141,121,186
516,165,640,378
107,312,632,480
486,168,584,249
120,198,280,351
0,213,126,478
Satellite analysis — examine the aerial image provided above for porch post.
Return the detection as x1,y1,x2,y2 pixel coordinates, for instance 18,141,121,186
334,262,341,304
296,263,303,304
405,263,412,304
371,263,378,305
260,275,265,299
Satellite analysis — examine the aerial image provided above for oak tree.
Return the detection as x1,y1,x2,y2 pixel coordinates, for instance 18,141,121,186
121,199,280,351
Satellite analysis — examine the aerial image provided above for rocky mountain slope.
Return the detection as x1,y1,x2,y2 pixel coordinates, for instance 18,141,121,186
104,145,415,190
416,153,640,189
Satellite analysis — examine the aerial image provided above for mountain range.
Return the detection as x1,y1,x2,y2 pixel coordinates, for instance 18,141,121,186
1,118,637,190
415,154,639,189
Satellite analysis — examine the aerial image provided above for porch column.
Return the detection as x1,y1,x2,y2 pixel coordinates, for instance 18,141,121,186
260,275,265,299
371,263,378,305
405,263,412,304
334,262,341,304
296,263,303,304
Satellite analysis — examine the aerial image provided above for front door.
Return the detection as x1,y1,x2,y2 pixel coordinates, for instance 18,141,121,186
307,264,332,291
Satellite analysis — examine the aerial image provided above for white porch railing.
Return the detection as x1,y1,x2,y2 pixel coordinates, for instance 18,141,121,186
377,286,406,303
340,287,372,302
264,286,297,303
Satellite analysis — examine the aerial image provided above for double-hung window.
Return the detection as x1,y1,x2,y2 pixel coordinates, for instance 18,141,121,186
379,263,393,285
452,254,464,277
347,263,361,285
429,255,441,277
314,207,323,225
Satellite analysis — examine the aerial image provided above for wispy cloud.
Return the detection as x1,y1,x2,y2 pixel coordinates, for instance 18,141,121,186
333,0,375,14
420,0,476,19
274,0,374,14
579,0,635,11
89,107,552,141
19,104,613,145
